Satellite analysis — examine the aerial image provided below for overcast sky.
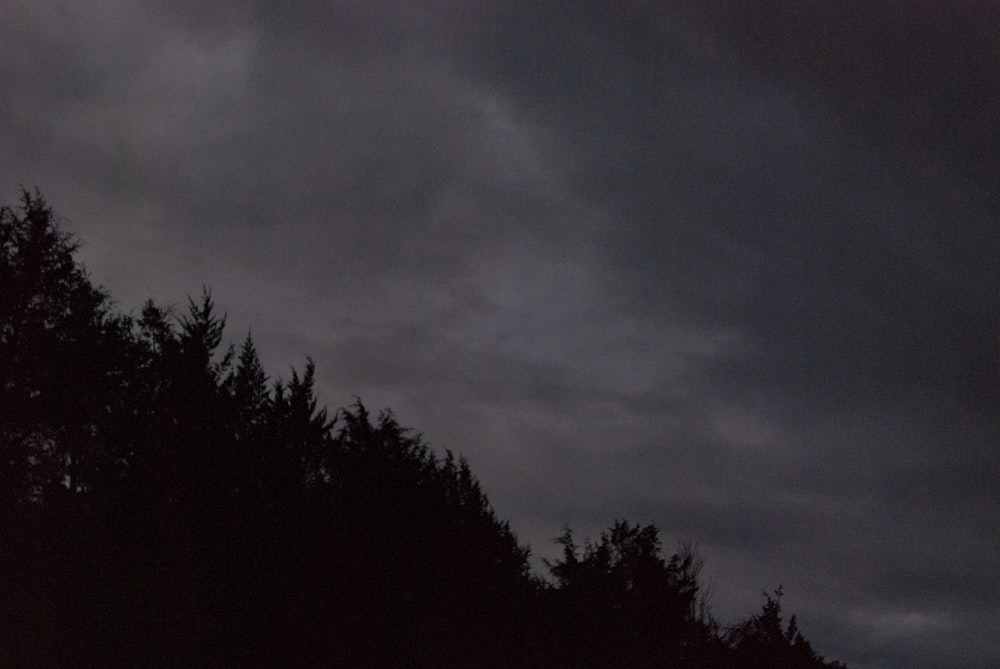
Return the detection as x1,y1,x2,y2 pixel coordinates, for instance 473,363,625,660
3,2,999,666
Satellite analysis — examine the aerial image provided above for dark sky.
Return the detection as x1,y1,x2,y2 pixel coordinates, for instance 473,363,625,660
3,2,999,666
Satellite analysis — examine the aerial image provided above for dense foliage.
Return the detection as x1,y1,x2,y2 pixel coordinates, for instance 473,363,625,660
0,191,845,667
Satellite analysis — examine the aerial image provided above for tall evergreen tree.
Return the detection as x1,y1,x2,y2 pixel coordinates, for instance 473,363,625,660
0,189,113,504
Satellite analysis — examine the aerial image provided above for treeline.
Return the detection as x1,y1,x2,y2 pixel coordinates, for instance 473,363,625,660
0,191,845,667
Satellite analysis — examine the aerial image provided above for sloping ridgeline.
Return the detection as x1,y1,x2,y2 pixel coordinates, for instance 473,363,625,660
0,191,846,667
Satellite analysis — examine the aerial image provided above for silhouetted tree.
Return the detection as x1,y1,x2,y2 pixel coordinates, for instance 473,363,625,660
725,587,847,669
544,520,716,668
314,403,535,667
0,190,136,665
0,189,116,505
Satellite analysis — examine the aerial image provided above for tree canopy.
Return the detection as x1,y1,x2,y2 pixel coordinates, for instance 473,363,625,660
0,191,845,667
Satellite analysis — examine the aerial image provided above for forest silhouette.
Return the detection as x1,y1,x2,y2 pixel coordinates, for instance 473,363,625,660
0,190,846,667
